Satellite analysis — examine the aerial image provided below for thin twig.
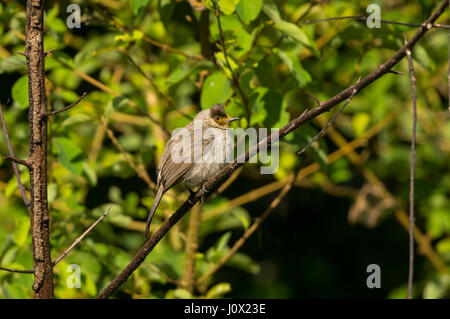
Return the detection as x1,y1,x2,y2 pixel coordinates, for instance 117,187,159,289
92,3,204,61
297,77,361,156
405,36,417,300
105,126,157,190
4,154,30,168
52,208,111,266
0,104,31,212
197,178,294,286
96,0,449,299
52,55,169,134
124,53,193,121
42,92,87,117
295,0,317,24
305,15,450,29
0,266,34,274
44,48,55,57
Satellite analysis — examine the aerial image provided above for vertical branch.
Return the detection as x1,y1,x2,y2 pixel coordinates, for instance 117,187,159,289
405,38,417,300
181,203,202,293
25,0,53,298
0,104,31,212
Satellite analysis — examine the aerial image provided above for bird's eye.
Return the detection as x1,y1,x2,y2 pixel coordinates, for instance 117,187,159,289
215,116,221,121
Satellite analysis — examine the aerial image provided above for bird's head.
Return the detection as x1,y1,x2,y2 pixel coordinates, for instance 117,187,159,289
206,103,240,129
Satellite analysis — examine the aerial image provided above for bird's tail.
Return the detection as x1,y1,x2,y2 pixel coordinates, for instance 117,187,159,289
145,186,165,237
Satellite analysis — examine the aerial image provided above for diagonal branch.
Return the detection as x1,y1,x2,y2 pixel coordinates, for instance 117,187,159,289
297,77,360,156
0,103,31,212
96,0,449,299
197,177,295,286
52,208,111,266
42,92,87,118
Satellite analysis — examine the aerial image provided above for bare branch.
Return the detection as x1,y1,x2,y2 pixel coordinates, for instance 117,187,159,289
305,15,450,29
44,48,55,57
105,126,157,189
124,53,194,121
295,1,318,24
4,154,31,168
52,208,111,266
0,103,31,212
96,0,449,299
198,179,294,286
405,35,417,300
42,92,87,118
297,77,360,156
0,266,34,274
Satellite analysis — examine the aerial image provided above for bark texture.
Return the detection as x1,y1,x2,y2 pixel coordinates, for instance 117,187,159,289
26,0,54,298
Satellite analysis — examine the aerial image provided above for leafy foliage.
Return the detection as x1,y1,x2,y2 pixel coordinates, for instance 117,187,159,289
0,0,449,298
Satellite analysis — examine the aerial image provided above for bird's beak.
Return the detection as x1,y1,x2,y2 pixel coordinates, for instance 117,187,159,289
226,117,240,123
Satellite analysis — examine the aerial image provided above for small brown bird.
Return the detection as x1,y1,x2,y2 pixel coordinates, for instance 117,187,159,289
145,103,239,236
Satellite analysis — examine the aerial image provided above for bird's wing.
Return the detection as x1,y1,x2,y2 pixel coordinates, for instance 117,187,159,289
157,121,215,190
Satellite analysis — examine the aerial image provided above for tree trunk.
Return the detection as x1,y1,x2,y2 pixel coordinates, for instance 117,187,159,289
25,0,54,298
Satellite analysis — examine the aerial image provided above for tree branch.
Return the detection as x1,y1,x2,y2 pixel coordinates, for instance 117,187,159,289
96,0,449,299
305,15,450,29
0,104,31,212
25,0,54,298
52,208,111,266
0,266,34,274
297,77,360,156
197,178,294,287
124,52,194,121
42,92,87,118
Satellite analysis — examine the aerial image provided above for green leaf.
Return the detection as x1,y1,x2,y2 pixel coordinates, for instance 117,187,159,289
236,0,262,24
254,61,278,89
352,112,371,137
133,0,151,16
61,114,92,128
274,21,318,56
83,162,97,186
165,288,192,299
219,0,240,15
12,76,29,110
201,72,232,109
262,2,281,22
226,252,260,274
414,45,435,72
217,231,232,252
423,275,450,299
206,282,231,298
0,55,27,73
263,2,318,56
54,137,83,175
278,50,311,87
13,215,29,246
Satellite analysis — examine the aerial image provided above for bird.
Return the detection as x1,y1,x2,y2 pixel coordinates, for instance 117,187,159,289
145,103,239,236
